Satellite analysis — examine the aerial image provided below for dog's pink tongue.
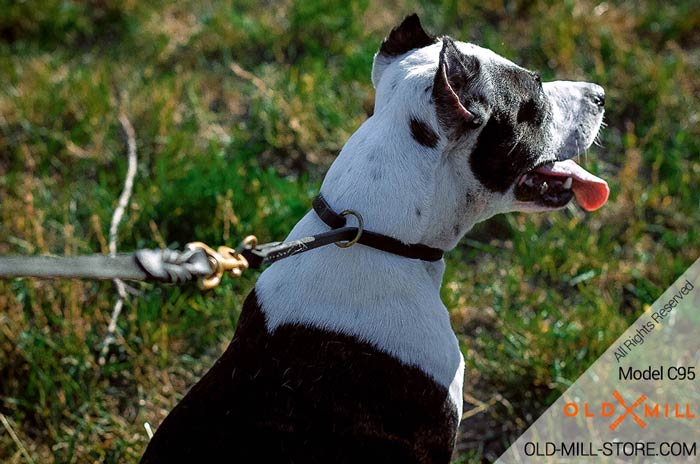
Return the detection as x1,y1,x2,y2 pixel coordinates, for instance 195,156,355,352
536,160,610,211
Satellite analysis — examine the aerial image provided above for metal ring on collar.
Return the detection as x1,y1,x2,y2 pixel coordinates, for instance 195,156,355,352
335,210,363,248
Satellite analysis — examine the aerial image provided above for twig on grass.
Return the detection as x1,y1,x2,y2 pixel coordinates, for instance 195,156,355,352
0,412,35,464
230,62,272,96
98,112,138,366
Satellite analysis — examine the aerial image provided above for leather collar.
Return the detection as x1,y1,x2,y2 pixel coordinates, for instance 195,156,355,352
312,195,444,262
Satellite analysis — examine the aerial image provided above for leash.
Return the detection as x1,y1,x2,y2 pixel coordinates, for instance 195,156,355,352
0,196,443,290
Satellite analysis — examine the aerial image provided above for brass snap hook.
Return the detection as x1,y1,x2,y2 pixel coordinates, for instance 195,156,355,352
335,210,363,248
187,235,257,290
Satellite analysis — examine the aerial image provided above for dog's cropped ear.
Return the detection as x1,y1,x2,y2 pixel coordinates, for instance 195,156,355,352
372,14,437,88
432,37,481,139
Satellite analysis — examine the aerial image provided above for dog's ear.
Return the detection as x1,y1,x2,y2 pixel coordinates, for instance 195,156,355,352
372,14,437,88
432,37,481,139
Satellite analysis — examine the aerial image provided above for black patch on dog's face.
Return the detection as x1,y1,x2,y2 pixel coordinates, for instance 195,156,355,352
469,65,552,193
410,117,439,148
429,39,553,193
379,14,437,57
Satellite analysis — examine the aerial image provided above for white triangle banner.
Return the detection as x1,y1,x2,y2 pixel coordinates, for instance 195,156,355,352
497,257,700,463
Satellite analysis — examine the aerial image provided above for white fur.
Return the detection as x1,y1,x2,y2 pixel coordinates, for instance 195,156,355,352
256,212,465,415
544,80,605,155
261,43,470,416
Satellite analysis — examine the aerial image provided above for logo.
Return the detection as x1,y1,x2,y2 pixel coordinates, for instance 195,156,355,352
563,391,695,430
609,390,646,430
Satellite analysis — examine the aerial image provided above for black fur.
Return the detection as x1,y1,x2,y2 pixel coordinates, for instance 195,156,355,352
141,290,458,464
410,117,439,148
469,64,551,192
379,14,437,57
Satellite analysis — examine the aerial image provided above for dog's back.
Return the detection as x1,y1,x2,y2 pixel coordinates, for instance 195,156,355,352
141,290,457,463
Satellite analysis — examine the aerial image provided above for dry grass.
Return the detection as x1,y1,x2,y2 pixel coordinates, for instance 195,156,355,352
1,1,699,462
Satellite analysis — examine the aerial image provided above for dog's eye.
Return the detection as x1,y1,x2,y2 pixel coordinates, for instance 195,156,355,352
532,72,541,84
466,107,484,128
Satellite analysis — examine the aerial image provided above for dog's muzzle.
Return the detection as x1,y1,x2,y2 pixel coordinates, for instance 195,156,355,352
515,83,609,211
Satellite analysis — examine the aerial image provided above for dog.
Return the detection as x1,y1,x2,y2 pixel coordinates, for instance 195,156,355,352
141,14,608,463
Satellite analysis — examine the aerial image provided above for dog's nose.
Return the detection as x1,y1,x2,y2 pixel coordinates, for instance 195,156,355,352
589,85,605,108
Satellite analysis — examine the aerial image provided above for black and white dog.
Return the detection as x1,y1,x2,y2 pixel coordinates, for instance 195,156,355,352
142,14,609,463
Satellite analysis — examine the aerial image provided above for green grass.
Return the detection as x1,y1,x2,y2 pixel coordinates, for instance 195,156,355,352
1,1,699,462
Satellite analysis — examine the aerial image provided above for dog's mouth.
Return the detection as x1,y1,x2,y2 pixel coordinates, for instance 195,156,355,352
514,160,609,211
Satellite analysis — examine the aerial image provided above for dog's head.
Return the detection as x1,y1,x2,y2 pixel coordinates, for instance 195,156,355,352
321,14,609,250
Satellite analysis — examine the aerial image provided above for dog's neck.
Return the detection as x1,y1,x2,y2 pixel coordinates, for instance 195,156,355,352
318,114,438,243
318,113,501,251
256,112,466,415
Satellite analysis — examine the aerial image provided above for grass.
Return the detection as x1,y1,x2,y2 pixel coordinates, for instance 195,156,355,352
1,0,699,462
